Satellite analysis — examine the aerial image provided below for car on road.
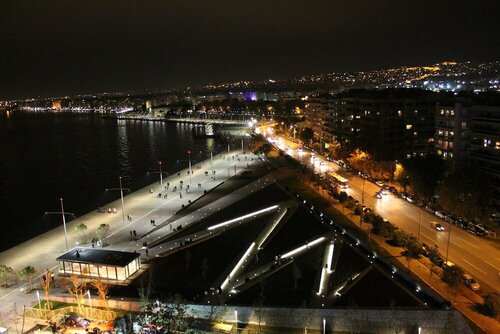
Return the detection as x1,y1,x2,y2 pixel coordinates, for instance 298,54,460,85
375,180,384,187
430,222,445,231
375,192,383,199
463,273,480,291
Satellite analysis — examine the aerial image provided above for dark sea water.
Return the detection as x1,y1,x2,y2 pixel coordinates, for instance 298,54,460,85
0,112,220,252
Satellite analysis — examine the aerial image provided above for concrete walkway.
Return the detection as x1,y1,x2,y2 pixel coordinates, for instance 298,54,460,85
0,150,260,331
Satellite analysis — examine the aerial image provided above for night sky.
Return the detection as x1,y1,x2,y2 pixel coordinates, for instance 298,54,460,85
1,0,499,100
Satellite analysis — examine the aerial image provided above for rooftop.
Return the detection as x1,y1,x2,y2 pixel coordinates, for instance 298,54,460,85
57,247,139,267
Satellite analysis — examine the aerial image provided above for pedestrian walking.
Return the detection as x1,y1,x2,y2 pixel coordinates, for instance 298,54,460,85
145,248,149,256
164,194,168,199
130,230,133,240
152,219,156,226
180,193,183,199
133,230,137,239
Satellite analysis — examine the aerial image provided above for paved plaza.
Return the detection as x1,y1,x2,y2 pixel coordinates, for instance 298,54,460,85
0,149,261,331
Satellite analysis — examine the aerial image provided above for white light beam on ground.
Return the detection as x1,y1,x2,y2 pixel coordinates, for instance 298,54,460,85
257,206,288,249
327,243,334,273
281,236,325,259
221,242,256,290
207,205,279,231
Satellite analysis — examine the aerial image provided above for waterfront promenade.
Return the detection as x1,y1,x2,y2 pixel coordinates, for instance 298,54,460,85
0,149,260,331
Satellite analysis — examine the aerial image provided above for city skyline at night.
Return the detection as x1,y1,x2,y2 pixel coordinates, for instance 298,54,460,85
1,0,499,99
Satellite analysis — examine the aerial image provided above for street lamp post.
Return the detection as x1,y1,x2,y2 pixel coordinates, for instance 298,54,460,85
188,150,192,184
106,178,130,223
87,290,92,308
36,289,41,309
360,178,365,226
210,150,214,170
445,222,452,263
418,208,422,242
158,161,163,189
45,199,75,251
60,198,69,251
234,310,238,333
119,176,126,223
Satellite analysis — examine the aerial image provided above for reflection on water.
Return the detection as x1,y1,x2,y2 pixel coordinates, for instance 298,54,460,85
0,112,218,251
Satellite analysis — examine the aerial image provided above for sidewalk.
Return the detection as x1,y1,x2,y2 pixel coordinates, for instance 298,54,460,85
0,150,260,332
308,178,500,334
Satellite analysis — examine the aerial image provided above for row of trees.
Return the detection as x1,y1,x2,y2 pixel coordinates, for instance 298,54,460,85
75,223,111,245
0,223,111,295
298,126,492,220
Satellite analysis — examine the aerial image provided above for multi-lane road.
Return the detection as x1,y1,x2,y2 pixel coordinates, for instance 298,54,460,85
271,134,500,292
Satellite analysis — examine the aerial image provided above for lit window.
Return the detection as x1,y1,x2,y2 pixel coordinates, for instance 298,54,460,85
406,124,413,130
397,110,402,116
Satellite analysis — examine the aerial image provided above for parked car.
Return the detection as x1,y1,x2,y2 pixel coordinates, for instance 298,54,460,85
420,243,431,257
467,226,479,236
463,273,481,291
435,211,446,219
388,186,398,193
375,180,384,187
425,206,435,213
430,254,445,268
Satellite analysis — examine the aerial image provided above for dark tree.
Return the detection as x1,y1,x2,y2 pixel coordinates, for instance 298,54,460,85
437,161,491,221
402,154,446,199
483,293,500,317
299,127,314,143
442,265,464,290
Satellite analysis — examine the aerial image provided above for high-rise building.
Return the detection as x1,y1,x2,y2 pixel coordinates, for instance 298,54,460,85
469,105,500,205
331,90,437,160
434,102,471,169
